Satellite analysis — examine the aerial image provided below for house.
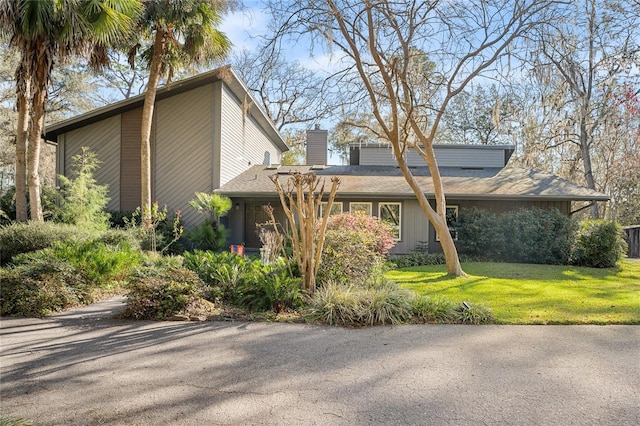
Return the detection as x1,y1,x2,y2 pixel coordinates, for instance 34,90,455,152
44,67,608,254
43,66,288,227
218,128,609,254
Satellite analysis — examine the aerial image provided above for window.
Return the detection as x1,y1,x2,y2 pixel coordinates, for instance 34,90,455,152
436,205,458,241
379,202,401,240
320,201,343,217
349,202,372,216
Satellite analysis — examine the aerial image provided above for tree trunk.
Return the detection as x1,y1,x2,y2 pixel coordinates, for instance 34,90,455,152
27,78,47,222
140,29,166,226
391,142,465,277
579,115,599,218
14,77,29,222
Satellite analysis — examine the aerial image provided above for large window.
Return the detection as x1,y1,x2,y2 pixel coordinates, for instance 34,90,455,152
349,202,372,216
379,202,401,240
436,205,458,241
320,201,343,217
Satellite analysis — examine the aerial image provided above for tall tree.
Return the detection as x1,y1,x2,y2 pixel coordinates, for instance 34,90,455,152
232,46,335,131
0,0,140,221
527,0,640,218
133,0,232,224
267,0,560,276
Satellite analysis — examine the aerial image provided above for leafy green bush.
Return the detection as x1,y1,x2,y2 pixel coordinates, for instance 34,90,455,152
572,220,627,268
0,258,91,317
445,207,578,265
411,295,457,323
1,235,143,317
184,250,247,301
388,253,447,268
500,208,577,265
184,222,228,252
55,148,110,232
43,239,141,283
306,279,414,326
236,268,305,313
455,207,505,259
318,213,396,285
122,267,210,320
0,222,89,265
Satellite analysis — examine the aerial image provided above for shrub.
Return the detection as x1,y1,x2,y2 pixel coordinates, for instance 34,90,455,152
236,268,305,313
572,220,627,268
306,279,414,326
122,267,211,320
184,250,247,301
42,239,141,283
0,222,89,265
318,213,395,285
185,222,228,252
455,207,505,259
500,208,577,265
388,253,447,268
55,147,110,232
119,204,185,254
0,258,91,317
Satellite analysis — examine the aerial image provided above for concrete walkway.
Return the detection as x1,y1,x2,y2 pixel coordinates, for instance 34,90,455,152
1,298,639,425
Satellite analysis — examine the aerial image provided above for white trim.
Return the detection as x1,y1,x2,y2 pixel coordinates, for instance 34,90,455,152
320,201,343,217
436,205,458,241
349,202,372,215
379,202,402,241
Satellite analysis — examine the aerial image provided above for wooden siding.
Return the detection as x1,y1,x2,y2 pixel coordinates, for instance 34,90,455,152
219,84,281,187
624,227,640,258
359,145,506,168
155,85,214,227
120,107,150,211
62,115,120,211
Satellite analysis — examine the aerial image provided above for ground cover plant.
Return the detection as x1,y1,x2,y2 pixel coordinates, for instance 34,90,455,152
386,260,640,324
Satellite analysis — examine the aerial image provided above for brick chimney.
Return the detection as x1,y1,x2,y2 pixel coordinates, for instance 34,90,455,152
306,124,327,165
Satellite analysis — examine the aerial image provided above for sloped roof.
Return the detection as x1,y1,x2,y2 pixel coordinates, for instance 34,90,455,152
43,65,288,152
217,164,609,201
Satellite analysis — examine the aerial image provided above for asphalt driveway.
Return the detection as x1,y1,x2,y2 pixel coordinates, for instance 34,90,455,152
1,298,639,425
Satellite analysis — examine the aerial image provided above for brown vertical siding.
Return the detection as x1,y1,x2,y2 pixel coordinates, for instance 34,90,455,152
62,116,120,211
120,108,154,211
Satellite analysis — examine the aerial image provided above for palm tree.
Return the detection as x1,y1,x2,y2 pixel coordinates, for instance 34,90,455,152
0,0,140,221
134,0,231,225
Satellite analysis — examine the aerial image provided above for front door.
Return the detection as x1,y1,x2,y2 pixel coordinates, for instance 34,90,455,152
244,203,285,248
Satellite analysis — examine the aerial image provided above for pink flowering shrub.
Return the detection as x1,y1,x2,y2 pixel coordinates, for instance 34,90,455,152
318,213,396,285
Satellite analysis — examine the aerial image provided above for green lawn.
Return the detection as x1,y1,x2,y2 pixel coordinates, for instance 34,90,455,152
386,259,640,324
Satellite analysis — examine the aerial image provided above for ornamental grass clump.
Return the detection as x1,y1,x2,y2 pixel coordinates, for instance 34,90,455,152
306,279,414,326
411,295,457,323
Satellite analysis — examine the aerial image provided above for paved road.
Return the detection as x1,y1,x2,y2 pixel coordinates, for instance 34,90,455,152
1,298,639,425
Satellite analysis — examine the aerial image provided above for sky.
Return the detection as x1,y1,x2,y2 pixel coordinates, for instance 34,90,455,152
219,2,345,164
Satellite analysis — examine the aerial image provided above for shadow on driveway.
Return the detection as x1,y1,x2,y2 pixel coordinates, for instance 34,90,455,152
1,298,639,425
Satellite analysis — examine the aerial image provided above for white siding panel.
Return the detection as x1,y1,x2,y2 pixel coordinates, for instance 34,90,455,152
359,146,505,167
155,85,214,227
63,115,120,211
219,84,281,187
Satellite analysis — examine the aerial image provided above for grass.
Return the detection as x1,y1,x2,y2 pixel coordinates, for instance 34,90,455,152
386,259,640,324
